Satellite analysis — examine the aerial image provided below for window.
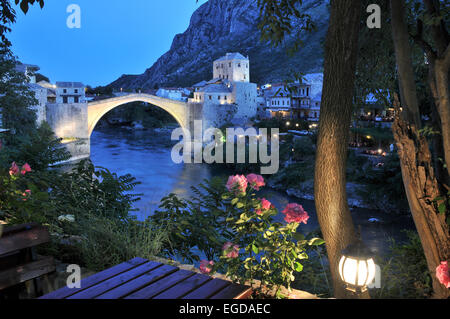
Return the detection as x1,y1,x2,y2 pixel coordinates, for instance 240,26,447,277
74,96,79,103
282,100,285,105
218,95,221,100
74,89,78,93
209,95,212,100
63,96,68,103
238,63,241,67
63,89,67,93
229,62,231,67
246,64,248,68
224,96,227,100
244,75,246,80
287,100,290,106
221,64,223,68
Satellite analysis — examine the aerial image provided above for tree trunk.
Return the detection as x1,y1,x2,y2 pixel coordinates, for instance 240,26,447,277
314,0,366,299
390,0,450,298
430,54,450,177
392,95,450,299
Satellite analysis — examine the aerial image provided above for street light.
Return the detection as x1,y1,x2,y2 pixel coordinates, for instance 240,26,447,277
338,239,376,293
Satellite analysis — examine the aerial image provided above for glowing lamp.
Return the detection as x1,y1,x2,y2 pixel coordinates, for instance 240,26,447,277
286,122,291,126
339,240,376,293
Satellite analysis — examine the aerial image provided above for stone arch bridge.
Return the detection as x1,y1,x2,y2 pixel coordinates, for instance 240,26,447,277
45,93,235,161
87,94,189,137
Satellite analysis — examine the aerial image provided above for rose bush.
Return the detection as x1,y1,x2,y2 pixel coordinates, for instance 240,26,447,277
216,174,324,298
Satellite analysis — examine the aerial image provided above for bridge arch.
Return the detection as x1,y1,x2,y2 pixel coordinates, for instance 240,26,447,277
87,93,188,137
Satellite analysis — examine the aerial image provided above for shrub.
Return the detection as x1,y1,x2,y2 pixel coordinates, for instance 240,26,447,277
372,231,433,299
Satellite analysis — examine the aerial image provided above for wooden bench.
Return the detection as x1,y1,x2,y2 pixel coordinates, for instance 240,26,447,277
40,257,252,299
0,223,55,297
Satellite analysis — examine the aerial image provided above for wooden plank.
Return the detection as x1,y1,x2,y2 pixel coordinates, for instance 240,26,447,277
125,269,195,299
95,264,178,299
67,261,162,299
1,223,39,237
0,226,50,256
153,273,212,299
182,278,232,299
39,257,148,299
210,283,252,299
0,256,55,290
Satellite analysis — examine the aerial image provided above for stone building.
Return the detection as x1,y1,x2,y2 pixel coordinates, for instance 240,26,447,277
262,73,322,121
189,52,258,127
55,82,86,104
14,63,48,125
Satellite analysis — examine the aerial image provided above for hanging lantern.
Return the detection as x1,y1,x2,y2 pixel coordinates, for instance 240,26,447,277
339,240,376,293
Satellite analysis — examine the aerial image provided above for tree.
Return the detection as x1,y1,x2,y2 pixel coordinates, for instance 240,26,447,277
312,1,364,299
389,0,449,299
257,0,364,298
0,0,44,46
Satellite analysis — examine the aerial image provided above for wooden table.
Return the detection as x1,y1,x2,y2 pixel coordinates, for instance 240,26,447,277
39,257,252,299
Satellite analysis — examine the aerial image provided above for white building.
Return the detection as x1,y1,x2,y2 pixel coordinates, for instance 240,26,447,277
189,52,258,123
156,88,185,101
55,82,86,104
262,73,322,121
213,52,250,82
14,63,48,125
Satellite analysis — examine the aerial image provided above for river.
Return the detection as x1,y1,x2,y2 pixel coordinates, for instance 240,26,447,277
90,127,415,257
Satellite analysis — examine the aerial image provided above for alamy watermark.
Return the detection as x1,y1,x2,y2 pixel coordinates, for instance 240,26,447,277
66,4,81,29
366,4,381,29
171,121,280,175
66,264,81,288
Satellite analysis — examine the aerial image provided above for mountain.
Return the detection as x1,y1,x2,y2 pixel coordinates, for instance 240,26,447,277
109,0,329,90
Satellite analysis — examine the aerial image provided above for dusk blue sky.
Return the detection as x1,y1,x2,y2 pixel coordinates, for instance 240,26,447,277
9,0,207,87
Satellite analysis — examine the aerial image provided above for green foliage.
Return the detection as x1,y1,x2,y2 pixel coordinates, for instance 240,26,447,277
257,0,316,54
74,215,169,272
0,47,38,137
152,176,324,298
49,160,141,222
373,231,433,299
217,182,323,297
152,177,232,263
352,153,408,213
0,122,71,171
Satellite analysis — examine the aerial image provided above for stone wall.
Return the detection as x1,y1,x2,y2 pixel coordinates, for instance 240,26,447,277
232,82,257,123
46,103,88,139
31,87,47,125
201,101,237,131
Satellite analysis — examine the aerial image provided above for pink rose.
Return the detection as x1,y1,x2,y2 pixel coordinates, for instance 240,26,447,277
260,198,272,211
226,175,248,195
222,242,239,258
199,260,214,274
282,203,309,224
9,162,19,176
246,174,265,191
436,261,450,288
21,163,31,175
22,189,31,201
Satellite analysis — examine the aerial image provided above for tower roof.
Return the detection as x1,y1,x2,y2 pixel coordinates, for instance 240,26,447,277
214,52,248,62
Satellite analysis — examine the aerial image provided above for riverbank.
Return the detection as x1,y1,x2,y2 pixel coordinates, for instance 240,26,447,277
268,178,381,210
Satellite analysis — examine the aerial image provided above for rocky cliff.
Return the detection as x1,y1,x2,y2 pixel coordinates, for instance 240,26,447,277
109,0,329,89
